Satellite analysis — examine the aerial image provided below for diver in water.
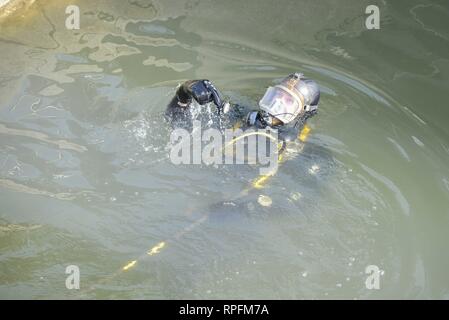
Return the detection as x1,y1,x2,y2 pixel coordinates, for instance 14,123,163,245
165,73,321,219
165,72,320,143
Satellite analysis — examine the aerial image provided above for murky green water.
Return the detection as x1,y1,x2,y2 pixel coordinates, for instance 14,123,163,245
1,0,449,299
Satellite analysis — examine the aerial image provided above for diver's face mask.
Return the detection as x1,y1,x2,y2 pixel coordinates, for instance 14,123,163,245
259,85,304,125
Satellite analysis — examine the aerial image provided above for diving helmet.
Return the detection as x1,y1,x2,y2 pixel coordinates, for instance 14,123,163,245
259,73,320,124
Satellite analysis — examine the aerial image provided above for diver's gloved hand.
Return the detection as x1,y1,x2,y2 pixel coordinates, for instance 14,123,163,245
246,110,263,127
245,110,280,128
175,79,225,111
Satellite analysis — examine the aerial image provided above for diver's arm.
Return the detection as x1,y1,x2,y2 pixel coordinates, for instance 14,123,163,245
245,110,283,129
245,109,318,142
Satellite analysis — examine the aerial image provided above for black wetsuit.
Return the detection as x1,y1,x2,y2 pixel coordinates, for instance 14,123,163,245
165,79,315,142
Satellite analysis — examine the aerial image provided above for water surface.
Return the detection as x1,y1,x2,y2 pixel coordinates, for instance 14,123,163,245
0,0,449,299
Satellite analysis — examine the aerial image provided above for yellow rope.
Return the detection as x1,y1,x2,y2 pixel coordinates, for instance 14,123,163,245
147,241,166,256
299,124,311,142
222,130,279,153
121,241,167,271
251,124,311,189
122,260,137,271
